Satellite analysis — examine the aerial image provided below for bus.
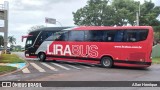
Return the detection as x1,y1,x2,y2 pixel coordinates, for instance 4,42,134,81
23,27,70,58
24,26,153,68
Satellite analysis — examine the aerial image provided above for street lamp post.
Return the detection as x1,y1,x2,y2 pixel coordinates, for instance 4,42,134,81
136,1,140,26
45,17,62,27
136,11,139,26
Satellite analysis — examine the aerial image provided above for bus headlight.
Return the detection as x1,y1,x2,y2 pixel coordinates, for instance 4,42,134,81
26,54,29,56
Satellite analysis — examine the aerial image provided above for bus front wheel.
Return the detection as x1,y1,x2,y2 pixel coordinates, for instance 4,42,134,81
38,53,46,62
100,57,113,68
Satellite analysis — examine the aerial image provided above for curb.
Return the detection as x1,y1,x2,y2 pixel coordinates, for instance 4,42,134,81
0,57,30,77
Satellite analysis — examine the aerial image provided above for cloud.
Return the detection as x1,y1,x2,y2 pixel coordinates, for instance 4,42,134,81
153,0,160,6
3,0,87,46
11,0,79,11
3,0,160,46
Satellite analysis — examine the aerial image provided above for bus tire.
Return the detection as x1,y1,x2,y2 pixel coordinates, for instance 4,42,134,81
100,57,113,68
38,53,46,62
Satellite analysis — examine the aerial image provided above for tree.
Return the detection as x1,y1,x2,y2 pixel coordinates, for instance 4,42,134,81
73,0,160,26
73,0,115,26
0,35,16,47
0,35,4,47
139,0,160,26
112,0,139,26
28,25,45,34
8,36,16,46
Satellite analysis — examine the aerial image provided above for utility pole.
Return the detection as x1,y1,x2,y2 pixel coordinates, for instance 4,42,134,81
136,11,139,26
136,1,140,26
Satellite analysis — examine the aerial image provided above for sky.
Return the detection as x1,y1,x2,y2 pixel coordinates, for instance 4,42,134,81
0,0,160,47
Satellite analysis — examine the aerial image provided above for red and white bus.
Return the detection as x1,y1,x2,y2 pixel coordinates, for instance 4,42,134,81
25,26,153,68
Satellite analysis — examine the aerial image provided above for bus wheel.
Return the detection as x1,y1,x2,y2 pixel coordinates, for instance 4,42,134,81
38,53,46,62
101,57,113,68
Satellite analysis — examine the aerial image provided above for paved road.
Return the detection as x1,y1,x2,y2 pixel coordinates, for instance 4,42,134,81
1,52,160,90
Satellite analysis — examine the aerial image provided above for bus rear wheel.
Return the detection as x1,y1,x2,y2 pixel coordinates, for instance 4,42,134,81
38,53,46,62
101,57,113,68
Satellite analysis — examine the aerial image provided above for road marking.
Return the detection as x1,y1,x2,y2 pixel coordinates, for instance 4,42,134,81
81,65,91,68
30,63,46,72
68,65,81,69
22,68,31,73
41,63,58,71
51,63,70,70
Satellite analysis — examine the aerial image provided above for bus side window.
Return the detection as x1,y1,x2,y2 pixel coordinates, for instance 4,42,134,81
45,35,54,41
138,30,148,41
68,31,84,41
103,30,116,42
126,30,137,42
114,30,124,42
40,31,53,42
35,31,53,44
58,32,69,41
85,30,104,42
84,31,91,41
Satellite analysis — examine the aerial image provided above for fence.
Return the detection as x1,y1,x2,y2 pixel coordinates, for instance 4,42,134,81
152,44,160,58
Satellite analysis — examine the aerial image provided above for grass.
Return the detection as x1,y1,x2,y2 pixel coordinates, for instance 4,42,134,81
0,54,25,74
0,66,17,74
0,54,25,63
152,57,160,64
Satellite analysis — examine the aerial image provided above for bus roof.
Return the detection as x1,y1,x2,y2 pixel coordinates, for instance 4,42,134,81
29,27,71,33
73,26,153,30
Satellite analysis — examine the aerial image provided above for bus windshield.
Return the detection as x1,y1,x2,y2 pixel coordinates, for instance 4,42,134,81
26,31,40,48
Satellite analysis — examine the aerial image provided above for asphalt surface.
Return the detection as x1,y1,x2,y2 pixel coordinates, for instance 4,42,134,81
0,52,160,90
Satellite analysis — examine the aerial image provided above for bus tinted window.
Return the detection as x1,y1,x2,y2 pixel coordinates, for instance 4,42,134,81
58,32,69,41
35,31,54,45
84,30,148,42
45,35,55,41
47,29,148,42
114,30,124,42
125,29,148,42
85,30,117,42
68,31,84,41
40,31,53,41
104,30,117,42
126,30,137,42
85,30,104,42
138,30,148,41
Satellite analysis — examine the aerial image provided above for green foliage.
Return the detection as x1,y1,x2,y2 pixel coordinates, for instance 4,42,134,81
0,35,4,47
8,36,16,45
0,66,17,74
73,0,160,26
0,54,25,63
154,32,159,40
140,1,160,26
153,26,160,32
73,0,115,26
153,26,160,40
152,58,160,64
112,0,138,26
0,36,16,47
